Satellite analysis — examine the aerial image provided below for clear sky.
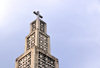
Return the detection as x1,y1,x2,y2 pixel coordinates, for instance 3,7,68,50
0,0,100,68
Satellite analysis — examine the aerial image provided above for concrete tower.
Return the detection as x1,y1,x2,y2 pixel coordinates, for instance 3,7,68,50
15,11,59,68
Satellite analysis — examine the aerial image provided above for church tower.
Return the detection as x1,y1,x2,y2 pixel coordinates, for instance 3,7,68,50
15,11,59,68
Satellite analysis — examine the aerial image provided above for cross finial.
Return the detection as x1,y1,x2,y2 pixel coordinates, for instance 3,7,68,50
33,11,43,19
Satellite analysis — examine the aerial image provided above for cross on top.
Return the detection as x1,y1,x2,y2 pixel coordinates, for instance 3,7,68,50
33,11,43,19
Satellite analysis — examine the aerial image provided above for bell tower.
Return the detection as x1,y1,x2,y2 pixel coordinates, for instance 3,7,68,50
15,11,59,68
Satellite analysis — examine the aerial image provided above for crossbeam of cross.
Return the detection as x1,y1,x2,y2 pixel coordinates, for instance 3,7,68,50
33,11,43,18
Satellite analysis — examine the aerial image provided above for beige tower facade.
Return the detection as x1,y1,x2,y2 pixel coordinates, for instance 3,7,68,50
15,11,59,68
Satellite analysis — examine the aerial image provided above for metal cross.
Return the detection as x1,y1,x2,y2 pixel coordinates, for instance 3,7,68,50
33,11,43,19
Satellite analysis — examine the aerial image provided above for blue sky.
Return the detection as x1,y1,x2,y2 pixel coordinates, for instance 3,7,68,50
0,0,100,68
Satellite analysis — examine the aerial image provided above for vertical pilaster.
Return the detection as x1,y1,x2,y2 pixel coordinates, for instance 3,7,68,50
55,60,59,68
36,18,40,30
35,30,39,47
48,36,51,54
30,23,32,33
45,23,47,33
24,37,27,52
15,60,18,68
31,48,35,68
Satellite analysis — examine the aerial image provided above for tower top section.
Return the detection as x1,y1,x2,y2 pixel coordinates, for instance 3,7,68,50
25,11,49,52
33,11,43,19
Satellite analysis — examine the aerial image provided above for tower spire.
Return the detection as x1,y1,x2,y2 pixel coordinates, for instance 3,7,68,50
15,11,59,68
33,11,43,19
